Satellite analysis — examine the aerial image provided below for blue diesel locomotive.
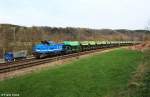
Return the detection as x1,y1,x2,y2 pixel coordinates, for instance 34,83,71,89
33,41,65,58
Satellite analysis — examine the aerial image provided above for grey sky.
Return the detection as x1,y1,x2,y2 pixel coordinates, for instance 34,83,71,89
0,0,150,29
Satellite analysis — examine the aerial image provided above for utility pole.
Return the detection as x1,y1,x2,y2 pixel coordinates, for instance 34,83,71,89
77,30,81,59
12,27,16,52
13,27,16,43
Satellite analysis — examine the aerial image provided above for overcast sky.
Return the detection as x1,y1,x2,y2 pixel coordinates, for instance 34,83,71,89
0,0,150,29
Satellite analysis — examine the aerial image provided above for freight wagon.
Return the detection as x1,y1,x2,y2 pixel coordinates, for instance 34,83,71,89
4,50,27,62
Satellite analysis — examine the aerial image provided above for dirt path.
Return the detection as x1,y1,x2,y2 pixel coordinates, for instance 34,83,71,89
128,41,150,52
0,47,126,81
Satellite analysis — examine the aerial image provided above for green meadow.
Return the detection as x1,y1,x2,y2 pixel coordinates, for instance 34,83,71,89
0,49,144,97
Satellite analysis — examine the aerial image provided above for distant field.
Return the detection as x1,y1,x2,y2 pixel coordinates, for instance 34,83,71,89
0,49,144,97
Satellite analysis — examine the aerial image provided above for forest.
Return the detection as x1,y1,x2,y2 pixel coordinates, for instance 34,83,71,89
0,24,150,57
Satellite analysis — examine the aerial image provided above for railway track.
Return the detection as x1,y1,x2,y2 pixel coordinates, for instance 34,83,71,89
0,47,121,73
0,57,36,67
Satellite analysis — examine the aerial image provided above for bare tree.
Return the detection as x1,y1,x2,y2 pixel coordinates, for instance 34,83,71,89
145,19,150,31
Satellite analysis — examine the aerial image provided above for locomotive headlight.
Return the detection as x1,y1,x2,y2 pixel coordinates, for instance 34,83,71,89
35,48,41,51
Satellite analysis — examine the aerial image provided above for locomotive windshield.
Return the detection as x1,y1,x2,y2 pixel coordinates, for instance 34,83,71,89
41,41,55,45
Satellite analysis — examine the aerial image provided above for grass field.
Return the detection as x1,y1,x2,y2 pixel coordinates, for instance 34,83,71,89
0,49,144,97
128,49,150,97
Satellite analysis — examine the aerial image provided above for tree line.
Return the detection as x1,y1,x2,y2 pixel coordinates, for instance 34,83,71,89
0,24,149,57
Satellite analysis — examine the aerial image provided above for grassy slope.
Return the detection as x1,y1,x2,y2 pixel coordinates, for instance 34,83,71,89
142,50,150,97
0,49,143,97
131,49,150,97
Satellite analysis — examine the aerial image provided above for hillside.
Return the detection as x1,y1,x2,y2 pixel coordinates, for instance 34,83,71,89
0,24,150,56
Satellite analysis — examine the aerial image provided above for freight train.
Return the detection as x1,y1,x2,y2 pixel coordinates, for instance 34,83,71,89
32,40,140,59
4,41,140,62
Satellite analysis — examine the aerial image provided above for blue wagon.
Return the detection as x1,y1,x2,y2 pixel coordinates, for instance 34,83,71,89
4,50,27,62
